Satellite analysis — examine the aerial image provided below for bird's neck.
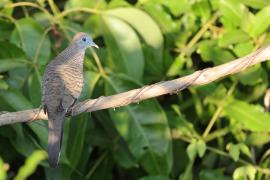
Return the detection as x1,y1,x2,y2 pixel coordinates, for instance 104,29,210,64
59,44,86,65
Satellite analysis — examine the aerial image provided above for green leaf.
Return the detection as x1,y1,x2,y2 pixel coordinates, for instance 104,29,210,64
28,73,41,107
139,176,171,180
239,0,270,9
101,16,144,81
14,150,47,180
0,41,26,59
219,0,247,30
2,123,37,158
246,132,270,146
204,84,227,105
7,66,31,90
0,41,27,73
240,11,255,34
0,89,32,110
80,71,101,100
11,18,51,65
106,7,164,75
224,100,270,131
65,0,106,9
0,89,48,150
218,30,250,47
83,15,102,37
105,74,172,175
187,140,197,160
0,19,14,39
197,40,235,65
246,6,270,37
171,105,197,137
0,59,26,73
142,2,178,35
94,111,137,169
106,8,163,54
199,169,230,180
226,143,252,161
226,143,240,162
175,12,197,46
192,0,211,21
112,139,137,169
233,64,265,85
0,0,13,16
28,121,48,149
166,55,186,77
0,41,30,89
63,114,88,178
239,144,252,158
233,67,268,101
107,0,131,8
233,41,254,57
187,139,206,160
233,165,256,180
161,0,190,16
197,140,206,158
0,158,6,180
0,80,8,90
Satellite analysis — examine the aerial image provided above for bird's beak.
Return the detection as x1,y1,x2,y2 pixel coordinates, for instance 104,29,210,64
93,43,99,49
89,41,99,49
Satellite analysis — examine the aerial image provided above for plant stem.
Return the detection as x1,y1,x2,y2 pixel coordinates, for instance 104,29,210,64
47,0,60,16
186,12,219,50
173,12,219,54
33,27,53,63
5,2,53,22
0,14,23,47
55,7,100,20
207,146,270,175
85,151,108,179
202,105,223,138
90,48,106,76
202,81,237,138
254,33,266,51
168,12,219,75
204,127,230,142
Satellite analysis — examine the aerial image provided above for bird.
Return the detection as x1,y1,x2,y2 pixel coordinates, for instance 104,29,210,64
41,32,98,168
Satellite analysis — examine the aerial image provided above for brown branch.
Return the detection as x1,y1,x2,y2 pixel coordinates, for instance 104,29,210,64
1,45,270,126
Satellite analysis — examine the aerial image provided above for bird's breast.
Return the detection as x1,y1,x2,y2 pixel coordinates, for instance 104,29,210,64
59,64,84,98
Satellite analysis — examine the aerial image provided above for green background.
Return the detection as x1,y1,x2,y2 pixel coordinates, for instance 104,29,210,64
1,0,270,179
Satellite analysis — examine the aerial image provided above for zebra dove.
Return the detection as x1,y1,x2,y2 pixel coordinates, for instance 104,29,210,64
41,32,98,168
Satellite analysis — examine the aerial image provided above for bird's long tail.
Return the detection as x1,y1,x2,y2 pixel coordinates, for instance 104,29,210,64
48,111,65,168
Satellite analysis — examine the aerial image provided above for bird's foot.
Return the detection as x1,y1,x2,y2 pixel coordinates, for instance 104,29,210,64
65,107,74,117
65,98,77,117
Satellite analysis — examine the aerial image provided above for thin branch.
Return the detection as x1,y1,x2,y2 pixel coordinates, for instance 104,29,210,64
1,45,270,126
202,81,237,138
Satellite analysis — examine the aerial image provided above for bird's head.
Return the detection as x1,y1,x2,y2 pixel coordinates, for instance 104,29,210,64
72,32,99,49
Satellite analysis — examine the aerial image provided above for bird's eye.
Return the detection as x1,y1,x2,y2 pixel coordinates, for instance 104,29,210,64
82,37,86,42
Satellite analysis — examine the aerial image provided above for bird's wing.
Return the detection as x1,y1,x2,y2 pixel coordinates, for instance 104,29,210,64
59,67,83,111
61,87,77,111
42,70,65,115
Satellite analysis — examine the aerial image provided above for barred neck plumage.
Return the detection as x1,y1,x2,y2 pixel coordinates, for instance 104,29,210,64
55,43,86,64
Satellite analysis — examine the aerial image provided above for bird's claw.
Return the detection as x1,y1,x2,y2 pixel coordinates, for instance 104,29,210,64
65,108,74,117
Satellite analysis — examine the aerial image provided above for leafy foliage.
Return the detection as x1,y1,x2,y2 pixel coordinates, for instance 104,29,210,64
1,0,270,179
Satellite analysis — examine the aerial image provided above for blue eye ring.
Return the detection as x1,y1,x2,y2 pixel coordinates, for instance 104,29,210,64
82,37,86,42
